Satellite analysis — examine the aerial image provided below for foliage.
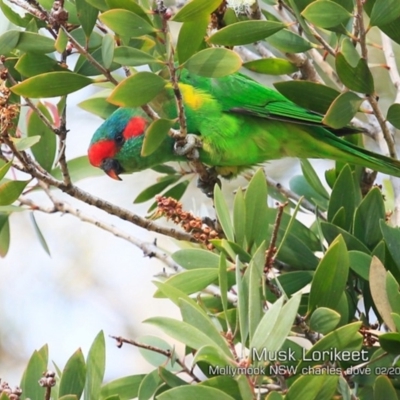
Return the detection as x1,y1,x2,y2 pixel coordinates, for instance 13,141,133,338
1,0,400,399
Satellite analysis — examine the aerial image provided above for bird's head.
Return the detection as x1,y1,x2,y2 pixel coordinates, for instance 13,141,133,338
88,108,150,180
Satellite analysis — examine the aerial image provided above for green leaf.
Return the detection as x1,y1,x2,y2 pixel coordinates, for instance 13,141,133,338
141,119,174,157
309,307,341,334
208,20,285,46
179,298,232,356
134,175,180,203
138,369,162,400
200,377,241,400
289,174,329,210
20,348,48,400
369,0,400,27
214,185,234,242
108,72,166,107
374,375,398,400
328,165,360,231
144,317,224,352
136,336,174,368
387,103,400,129
84,331,105,400
243,58,297,75
99,9,155,37
101,33,115,69
387,272,400,315
78,92,117,119
256,294,301,357
183,48,242,78
218,253,230,330
158,368,185,389
11,136,41,151
379,332,400,354
245,169,268,248
301,0,351,28
157,385,235,400
0,161,11,181
248,243,265,343
233,188,246,247
51,156,105,182
154,268,219,297
74,47,120,76
341,37,361,67
369,256,397,332
299,322,363,369
173,0,223,22
11,72,93,97
177,18,209,64
274,271,313,295
322,92,363,129
59,349,86,398
348,251,372,280
266,29,313,53
76,0,99,38
105,0,151,23
335,53,374,94
15,53,67,77
15,31,55,53
55,27,69,53
274,81,340,115
250,297,285,354
0,215,10,258
113,46,159,66
172,249,222,270
100,375,146,400
353,187,385,249
0,180,29,205
300,159,329,199
192,345,234,369
286,373,339,400
309,235,349,312
0,30,20,55
70,28,103,51
30,212,51,256
321,221,370,253
0,0,31,27
380,220,400,280
27,103,56,172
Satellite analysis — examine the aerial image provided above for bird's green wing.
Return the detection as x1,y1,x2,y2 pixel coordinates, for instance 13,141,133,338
179,70,360,135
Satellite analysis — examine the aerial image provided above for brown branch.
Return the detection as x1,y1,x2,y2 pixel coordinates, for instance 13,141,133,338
61,26,119,85
356,0,397,159
265,201,288,274
110,335,201,382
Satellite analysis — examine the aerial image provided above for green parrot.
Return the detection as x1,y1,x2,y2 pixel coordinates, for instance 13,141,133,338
88,70,400,180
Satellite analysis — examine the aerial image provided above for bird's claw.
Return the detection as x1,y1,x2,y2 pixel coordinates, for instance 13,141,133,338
174,134,201,159
197,167,221,198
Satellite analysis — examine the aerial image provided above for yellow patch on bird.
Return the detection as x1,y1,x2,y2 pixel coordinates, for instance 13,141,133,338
178,83,207,110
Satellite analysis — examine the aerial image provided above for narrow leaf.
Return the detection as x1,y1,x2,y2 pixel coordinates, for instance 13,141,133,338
183,48,242,78
11,72,93,97
108,72,166,107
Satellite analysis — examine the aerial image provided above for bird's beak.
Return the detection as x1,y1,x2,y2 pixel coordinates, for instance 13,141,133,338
101,158,123,181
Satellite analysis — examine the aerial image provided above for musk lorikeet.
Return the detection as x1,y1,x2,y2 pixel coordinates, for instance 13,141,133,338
88,70,400,180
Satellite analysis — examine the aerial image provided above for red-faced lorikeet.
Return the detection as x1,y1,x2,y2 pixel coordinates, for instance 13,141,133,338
88,70,400,180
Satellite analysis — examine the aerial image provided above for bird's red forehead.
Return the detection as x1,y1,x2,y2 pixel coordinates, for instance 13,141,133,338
88,140,117,167
123,116,147,139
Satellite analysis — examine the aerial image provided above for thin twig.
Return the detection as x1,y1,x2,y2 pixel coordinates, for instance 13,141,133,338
356,0,397,159
110,335,201,382
266,176,326,219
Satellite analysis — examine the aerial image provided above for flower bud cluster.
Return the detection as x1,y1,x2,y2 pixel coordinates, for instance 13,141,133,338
156,196,219,249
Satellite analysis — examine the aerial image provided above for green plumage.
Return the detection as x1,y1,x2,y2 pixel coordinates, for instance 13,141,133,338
89,70,400,178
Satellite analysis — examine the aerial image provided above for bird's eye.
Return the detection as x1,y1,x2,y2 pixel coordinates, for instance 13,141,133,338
115,134,124,145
